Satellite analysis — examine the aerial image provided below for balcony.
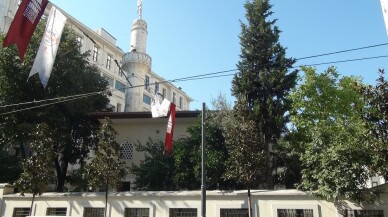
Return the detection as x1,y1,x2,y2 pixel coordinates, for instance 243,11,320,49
122,51,152,69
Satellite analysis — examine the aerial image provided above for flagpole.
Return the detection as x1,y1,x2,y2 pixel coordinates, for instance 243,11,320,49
201,102,206,217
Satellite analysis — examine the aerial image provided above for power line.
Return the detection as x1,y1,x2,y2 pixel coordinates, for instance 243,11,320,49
170,69,238,82
296,42,388,61
299,55,388,67
2,53,387,114
0,92,104,116
118,53,388,88
171,73,237,82
0,91,106,109
1,43,387,115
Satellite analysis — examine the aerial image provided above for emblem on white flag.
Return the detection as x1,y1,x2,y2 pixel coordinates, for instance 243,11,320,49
28,6,67,88
151,94,171,118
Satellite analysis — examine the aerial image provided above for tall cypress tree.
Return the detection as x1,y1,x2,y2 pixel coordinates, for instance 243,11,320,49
231,0,297,189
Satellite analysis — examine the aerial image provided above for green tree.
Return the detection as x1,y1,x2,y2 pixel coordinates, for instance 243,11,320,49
131,139,176,191
358,69,388,178
231,0,297,190
224,97,267,217
84,118,128,217
272,137,302,189
132,114,234,191
15,124,56,216
0,148,22,183
0,20,110,191
289,66,373,201
174,116,235,190
210,93,233,130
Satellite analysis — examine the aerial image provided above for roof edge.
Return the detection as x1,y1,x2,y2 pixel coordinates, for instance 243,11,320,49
90,110,201,119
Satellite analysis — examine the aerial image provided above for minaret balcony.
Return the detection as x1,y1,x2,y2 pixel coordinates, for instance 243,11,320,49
122,51,152,69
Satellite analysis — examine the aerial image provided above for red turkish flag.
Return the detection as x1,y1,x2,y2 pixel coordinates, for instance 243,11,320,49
3,0,49,59
164,103,176,156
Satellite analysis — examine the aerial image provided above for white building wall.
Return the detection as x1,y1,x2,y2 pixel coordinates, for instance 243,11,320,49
108,116,195,184
2,185,388,217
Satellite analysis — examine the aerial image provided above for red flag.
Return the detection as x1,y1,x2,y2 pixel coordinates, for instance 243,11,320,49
164,103,176,156
3,0,49,59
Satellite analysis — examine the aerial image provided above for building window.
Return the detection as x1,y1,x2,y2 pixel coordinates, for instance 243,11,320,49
12,208,30,217
119,181,131,191
76,35,83,48
277,209,313,217
220,208,249,217
344,209,384,217
83,208,105,217
93,45,98,62
173,92,176,104
46,208,67,216
115,81,126,93
143,94,151,105
144,75,150,90
124,208,150,217
169,208,197,217
162,88,167,99
116,103,122,112
179,97,183,109
106,54,112,69
155,82,159,94
372,181,379,187
121,141,134,160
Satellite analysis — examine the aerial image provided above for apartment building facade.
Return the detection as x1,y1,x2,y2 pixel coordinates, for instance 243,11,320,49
0,0,192,112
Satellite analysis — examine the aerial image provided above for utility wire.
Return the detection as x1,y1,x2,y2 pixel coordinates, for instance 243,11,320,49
2,53,387,114
0,93,103,116
170,69,238,82
114,59,133,87
117,53,388,88
1,43,387,114
300,55,388,67
296,42,388,61
0,91,106,109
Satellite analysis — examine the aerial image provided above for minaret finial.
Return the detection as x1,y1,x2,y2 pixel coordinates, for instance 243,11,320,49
137,0,143,19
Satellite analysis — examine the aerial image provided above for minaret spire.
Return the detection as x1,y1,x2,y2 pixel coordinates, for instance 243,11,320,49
137,0,143,19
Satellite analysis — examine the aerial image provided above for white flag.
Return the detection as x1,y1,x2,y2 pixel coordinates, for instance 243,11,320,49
151,94,162,117
381,0,388,36
151,96,171,118
28,6,67,88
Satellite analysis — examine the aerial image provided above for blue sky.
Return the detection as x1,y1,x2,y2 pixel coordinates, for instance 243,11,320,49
49,0,388,110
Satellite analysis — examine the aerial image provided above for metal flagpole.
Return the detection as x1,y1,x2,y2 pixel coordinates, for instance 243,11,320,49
201,102,206,217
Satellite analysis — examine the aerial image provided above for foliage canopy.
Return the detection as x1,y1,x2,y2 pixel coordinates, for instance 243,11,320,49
230,0,297,189
0,20,110,191
289,66,375,201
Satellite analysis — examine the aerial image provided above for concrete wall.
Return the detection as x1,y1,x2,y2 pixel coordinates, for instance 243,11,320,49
111,116,196,184
2,186,388,217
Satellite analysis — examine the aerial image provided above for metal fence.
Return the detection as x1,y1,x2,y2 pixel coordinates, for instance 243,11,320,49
277,209,314,217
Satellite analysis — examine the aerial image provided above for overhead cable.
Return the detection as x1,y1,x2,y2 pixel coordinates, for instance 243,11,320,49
0,92,105,116
1,43,387,114
296,42,388,61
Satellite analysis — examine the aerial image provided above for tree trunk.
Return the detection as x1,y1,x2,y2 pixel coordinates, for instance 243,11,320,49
105,182,108,217
264,132,274,190
29,193,35,216
55,158,69,192
266,146,274,189
248,188,252,217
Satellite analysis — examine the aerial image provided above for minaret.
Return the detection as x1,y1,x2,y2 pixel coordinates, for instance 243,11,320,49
122,0,152,112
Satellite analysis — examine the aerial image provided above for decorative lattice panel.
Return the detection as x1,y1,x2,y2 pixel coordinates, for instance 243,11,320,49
121,141,134,160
